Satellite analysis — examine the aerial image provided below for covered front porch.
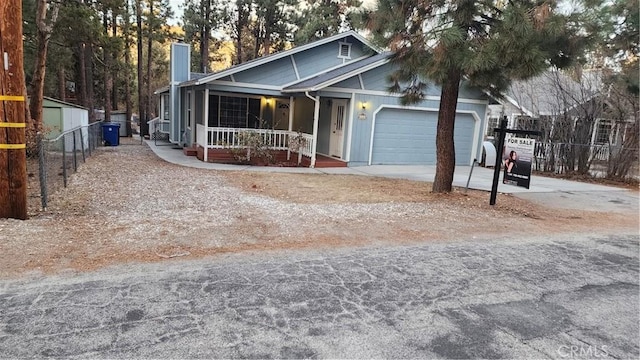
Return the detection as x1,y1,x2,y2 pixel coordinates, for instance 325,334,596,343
165,85,352,167
195,126,313,163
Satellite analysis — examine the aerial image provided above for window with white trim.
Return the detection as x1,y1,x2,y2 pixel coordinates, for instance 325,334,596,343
208,94,261,128
162,94,169,120
186,91,192,128
338,42,351,59
595,120,615,144
485,117,500,137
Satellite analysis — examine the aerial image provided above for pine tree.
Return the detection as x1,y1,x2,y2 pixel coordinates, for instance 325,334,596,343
28,0,61,134
251,0,296,56
367,0,594,192
183,0,224,73
224,0,253,64
294,0,362,44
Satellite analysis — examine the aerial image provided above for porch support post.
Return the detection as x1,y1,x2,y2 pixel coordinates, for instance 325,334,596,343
204,88,209,162
305,91,320,168
287,96,294,160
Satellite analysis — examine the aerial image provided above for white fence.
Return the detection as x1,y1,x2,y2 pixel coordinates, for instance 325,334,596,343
196,125,314,157
148,117,170,139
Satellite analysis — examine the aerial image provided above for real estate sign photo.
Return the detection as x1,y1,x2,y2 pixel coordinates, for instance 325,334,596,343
503,136,535,189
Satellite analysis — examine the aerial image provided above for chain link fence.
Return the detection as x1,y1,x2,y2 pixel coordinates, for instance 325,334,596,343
36,122,103,210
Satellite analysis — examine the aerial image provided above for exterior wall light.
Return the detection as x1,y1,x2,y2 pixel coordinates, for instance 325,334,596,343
358,102,368,120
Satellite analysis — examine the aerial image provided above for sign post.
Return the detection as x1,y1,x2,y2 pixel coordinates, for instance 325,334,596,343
489,116,540,206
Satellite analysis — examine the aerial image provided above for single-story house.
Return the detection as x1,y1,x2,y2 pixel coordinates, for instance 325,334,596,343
155,31,489,167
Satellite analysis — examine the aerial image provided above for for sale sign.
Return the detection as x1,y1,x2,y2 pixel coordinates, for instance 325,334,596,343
503,136,535,189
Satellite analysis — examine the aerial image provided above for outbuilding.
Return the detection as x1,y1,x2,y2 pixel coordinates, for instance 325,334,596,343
43,96,89,149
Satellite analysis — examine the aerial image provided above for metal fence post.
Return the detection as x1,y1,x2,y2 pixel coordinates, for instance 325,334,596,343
62,134,68,187
91,123,96,151
87,125,92,157
37,132,47,210
73,130,78,172
80,127,86,162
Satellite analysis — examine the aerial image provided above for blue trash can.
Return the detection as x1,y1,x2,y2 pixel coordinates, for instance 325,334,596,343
102,123,121,146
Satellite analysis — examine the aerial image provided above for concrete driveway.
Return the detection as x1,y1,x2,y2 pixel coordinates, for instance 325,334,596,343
355,165,639,213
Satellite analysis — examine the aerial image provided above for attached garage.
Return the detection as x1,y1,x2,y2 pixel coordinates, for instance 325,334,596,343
370,108,476,165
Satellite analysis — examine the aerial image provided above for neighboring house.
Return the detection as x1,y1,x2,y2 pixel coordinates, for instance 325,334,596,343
155,31,489,167
485,70,626,150
42,96,89,150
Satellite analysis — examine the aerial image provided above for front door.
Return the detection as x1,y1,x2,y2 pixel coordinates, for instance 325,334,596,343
275,100,290,129
329,99,347,158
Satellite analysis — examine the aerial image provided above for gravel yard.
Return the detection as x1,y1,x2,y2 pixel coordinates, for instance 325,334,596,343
0,138,636,279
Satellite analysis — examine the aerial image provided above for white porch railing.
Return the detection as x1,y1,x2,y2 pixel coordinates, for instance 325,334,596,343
196,125,314,158
148,117,170,139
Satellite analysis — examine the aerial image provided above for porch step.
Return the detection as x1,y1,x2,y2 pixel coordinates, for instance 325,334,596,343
314,155,347,168
183,147,198,156
314,162,347,168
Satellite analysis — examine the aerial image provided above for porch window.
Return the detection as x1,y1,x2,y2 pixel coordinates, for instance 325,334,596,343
208,94,262,128
220,96,247,127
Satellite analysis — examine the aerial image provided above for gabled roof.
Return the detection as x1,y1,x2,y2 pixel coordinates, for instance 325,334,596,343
282,52,391,93
154,85,170,94
42,96,87,110
502,70,600,116
158,72,207,92
186,30,379,87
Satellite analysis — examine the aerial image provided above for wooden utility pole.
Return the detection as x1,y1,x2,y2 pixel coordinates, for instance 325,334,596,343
0,0,28,219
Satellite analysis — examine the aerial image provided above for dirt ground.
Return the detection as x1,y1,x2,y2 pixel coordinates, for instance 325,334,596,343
0,138,637,279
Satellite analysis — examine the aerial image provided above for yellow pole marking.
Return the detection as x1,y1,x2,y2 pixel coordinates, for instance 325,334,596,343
0,122,26,128
0,144,26,150
0,95,25,101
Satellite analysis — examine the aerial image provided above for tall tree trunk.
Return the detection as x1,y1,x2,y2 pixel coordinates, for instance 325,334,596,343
124,1,133,136
200,0,210,73
103,12,112,123
29,0,60,133
263,29,271,56
85,44,96,123
235,27,243,64
254,30,260,58
136,0,146,136
77,44,87,107
432,68,462,193
111,12,119,111
57,67,65,101
146,0,153,123
235,1,245,65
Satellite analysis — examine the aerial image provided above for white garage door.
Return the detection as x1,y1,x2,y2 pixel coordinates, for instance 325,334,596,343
371,108,475,165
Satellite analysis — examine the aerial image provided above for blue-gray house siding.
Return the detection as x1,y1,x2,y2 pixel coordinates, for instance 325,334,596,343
316,61,487,166
164,31,488,167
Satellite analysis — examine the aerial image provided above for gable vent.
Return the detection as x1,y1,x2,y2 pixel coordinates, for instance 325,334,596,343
338,42,351,59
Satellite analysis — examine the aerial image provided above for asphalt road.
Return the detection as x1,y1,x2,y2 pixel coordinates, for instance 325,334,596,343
1,234,638,359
